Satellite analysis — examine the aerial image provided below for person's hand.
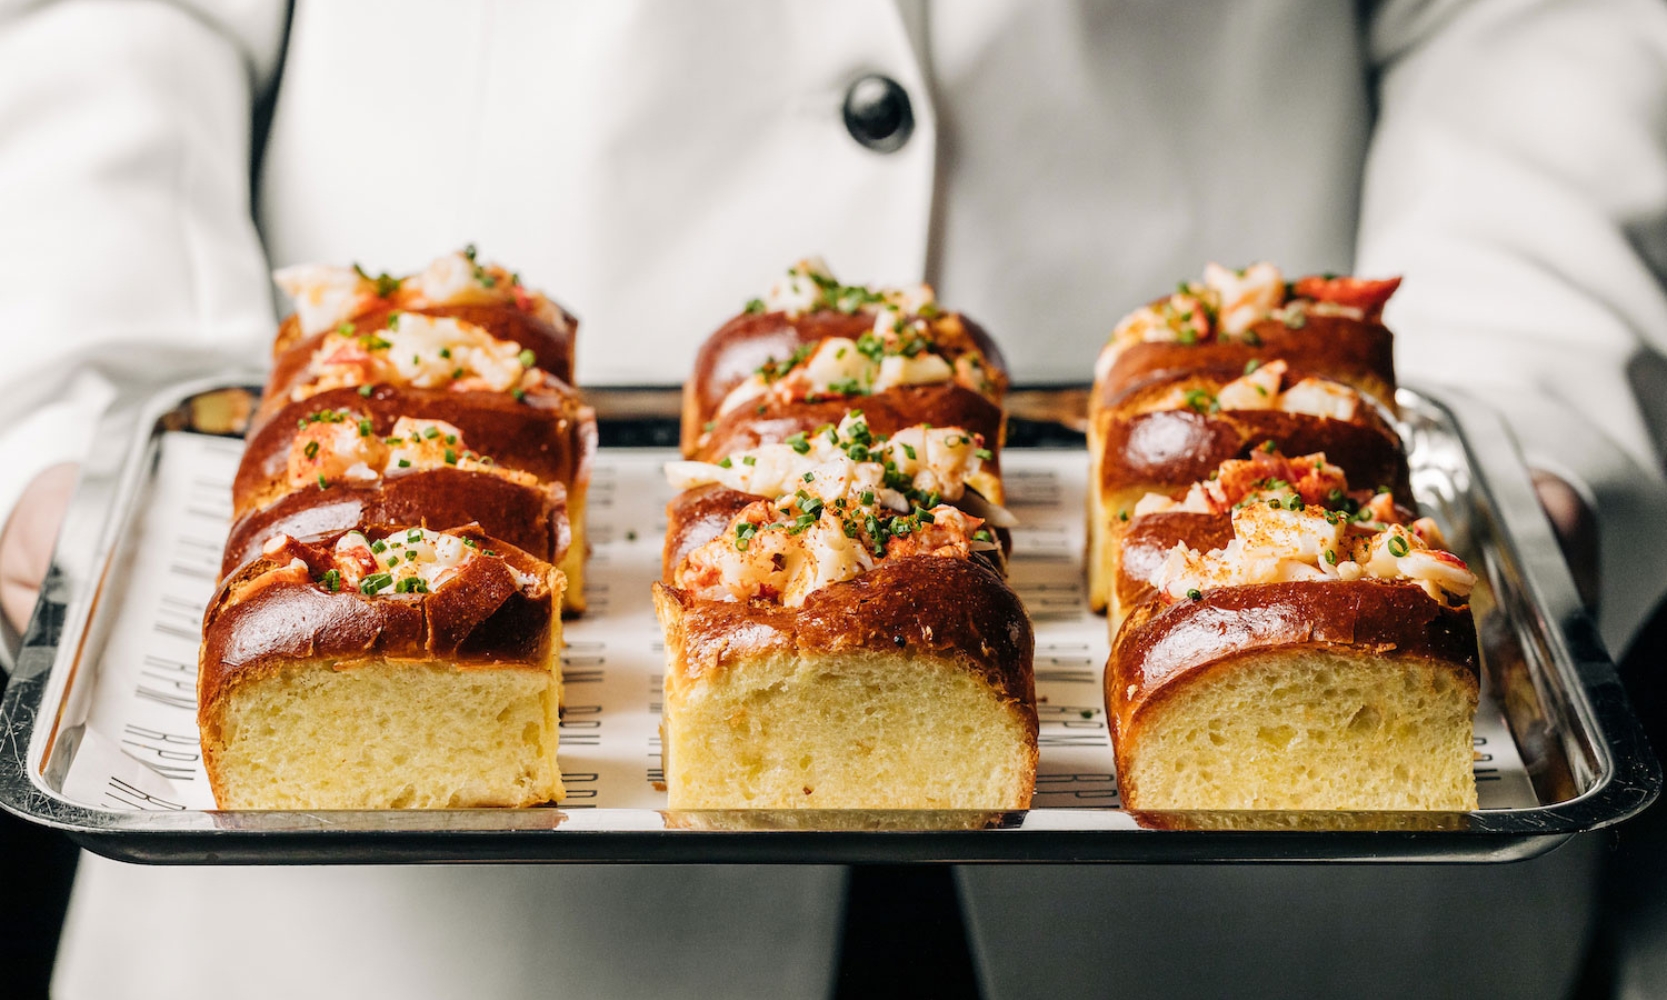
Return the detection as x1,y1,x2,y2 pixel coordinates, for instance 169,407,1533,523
1531,469,1599,612
0,463,79,635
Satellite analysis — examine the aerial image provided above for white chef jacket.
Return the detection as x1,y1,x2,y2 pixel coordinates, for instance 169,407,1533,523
3,1,1666,998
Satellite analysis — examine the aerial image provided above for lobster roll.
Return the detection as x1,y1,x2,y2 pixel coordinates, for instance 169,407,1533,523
238,385,594,613
1092,262,1400,408
271,246,576,382
1087,357,1409,618
1107,499,1480,812
653,404,1034,810
198,526,566,810
682,258,1008,463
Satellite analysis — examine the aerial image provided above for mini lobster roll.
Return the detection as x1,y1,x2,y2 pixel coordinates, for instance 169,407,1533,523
222,411,571,579
1092,262,1400,409
663,409,1015,594
1106,448,1419,635
198,526,566,810
1087,352,1410,618
270,245,576,382
683,258,1009,476
253,252,595,612
1107,498,1480,813
653,406,1036,811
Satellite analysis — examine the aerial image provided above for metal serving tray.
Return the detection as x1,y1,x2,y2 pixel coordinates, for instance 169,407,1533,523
0,376,1655,864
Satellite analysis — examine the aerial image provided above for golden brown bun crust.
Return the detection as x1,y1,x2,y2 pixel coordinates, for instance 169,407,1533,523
1097,315,1396,412
696,383,1006,473
681,309,1007,454
655,556,1036,723
268,301,574,400
222,469,570,579
235,384,595,517
1096,375,1410,505
1108,581,1479,754
662,484,756,582
1114,512,1237,610
199,528,556,715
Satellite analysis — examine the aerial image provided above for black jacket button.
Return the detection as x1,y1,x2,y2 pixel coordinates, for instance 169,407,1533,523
843,75,914,153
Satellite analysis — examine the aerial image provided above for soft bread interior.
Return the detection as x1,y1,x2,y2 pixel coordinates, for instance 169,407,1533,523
666,651,1034,810
206,660,563,809
1086,420,1111,612
559,485,588,614
1121,650,1477,811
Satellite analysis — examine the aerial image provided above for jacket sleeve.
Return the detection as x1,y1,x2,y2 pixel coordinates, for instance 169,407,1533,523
1358,0,1667,656
0,0,285,527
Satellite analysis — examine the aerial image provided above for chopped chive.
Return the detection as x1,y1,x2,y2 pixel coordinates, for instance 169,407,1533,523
358,385,375,397
1387,535,1411,558
444,448,457,465
317,473,330,490
319,569,340,592
1186,588,1203,601
718,457,733,469
358,418,373,437
518,349,536,368
397,458,411,468
303,441,320,459
742,455,757,467
512,388,527,402
975,447,993,461
423,426,439,439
